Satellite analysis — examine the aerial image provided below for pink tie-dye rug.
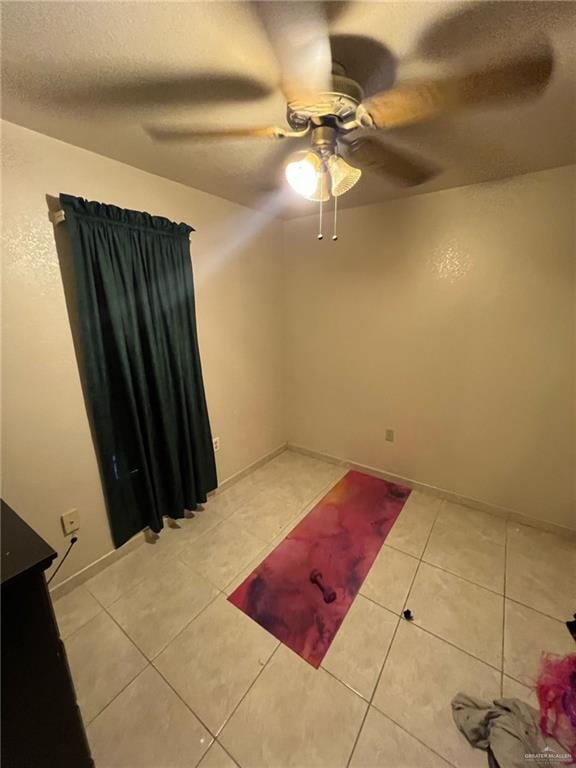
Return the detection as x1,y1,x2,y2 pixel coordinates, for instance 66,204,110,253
228,470,411,668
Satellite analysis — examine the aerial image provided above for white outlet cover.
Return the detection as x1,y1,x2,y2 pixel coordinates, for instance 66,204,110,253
61,509,80,535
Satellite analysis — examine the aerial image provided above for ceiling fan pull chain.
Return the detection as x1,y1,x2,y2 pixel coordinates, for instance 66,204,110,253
332,194,338,241
317,196,323,240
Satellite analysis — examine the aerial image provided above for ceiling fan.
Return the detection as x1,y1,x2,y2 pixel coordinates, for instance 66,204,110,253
146,2,554,222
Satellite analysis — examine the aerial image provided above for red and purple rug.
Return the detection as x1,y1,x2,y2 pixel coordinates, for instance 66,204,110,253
228,470,411,667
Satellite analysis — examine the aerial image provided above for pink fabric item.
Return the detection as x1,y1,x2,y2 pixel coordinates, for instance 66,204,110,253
228,470,410,667
537,653,576,762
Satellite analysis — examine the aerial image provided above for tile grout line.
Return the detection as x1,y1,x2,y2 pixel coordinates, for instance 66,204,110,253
359,591,505,675
152,661,222,745
503,594,568,625
215,643,281,741
344,498,444,768
381,542,568,625
82,661,152,729
372,707,458,768
418,556,504,597
86,586,223,732
212,740,242,768
148,587,224,663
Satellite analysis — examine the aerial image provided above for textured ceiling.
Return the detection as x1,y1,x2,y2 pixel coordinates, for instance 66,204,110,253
2,1,575,218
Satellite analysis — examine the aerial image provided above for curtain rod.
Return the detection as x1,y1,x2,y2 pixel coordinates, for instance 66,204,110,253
49,209,193,240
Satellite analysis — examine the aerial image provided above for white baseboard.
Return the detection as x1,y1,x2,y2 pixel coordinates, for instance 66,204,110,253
50,442,289,600
288,443,576,540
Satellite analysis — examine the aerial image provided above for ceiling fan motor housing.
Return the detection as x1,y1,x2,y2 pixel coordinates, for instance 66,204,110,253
311,125,338,157
286,73,364,130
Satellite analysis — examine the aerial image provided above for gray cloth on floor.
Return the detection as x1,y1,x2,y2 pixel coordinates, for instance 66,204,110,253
452,693,570,768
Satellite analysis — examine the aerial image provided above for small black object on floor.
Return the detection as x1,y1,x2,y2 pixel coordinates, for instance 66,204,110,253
403,609,414,621
566,613,576,641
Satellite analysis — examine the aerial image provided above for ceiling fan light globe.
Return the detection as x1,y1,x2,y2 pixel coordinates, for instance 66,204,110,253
327,155,362,197
307,170,330,202
285,154,319,199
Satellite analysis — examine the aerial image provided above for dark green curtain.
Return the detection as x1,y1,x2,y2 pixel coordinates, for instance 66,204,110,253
60,193,217,547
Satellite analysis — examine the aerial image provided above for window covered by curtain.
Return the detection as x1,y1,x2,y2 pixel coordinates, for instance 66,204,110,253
60,193,217,547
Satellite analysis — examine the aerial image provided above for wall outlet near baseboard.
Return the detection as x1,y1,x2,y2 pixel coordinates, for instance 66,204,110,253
385,429,395,443
213,437,220,452
61,508,80,535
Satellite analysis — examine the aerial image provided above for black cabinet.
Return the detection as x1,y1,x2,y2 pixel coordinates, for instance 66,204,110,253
1,500,94,768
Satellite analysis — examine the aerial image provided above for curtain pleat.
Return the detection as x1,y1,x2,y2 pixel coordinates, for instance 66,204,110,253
60,193,217,547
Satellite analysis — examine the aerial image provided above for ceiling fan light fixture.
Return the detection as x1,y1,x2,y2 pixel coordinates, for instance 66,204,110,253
327,155,362,197
285,151,321,199
307,167,331,202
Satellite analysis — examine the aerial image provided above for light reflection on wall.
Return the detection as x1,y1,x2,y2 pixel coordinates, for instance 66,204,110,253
197,189,288,284
430,239,472,283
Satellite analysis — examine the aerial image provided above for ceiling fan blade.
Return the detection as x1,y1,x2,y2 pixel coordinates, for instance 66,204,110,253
52,74,271,109
362,46,554,129
253,1,332,102
343,135,437,186
146,125,284,141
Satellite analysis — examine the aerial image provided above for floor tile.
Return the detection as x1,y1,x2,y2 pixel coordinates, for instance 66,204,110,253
360,545,419,614
160,506,225,553
373,621,501,768
87,667,212,767
385,491,441,558
253,453,346,503
154,596,277,734
179,519,267,590
52,585,102,640
408,563,503,667
502,675,540,709
423,502,505,592
322,595,398,699
223,535,282,597
205,476,263,520
506,523,576,622
226,487,304,543
350,706,451,768
85,544,168,607
198,742,238,768
503,600,574,686
220,646,367,768
107,559,218,659
65,611,147,723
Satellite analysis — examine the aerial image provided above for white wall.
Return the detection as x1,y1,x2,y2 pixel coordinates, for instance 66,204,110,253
1,120,285,583
283,166,576,530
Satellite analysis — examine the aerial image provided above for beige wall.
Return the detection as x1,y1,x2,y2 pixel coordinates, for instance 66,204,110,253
283,166,576,530
1,120,285,583
2,119,574,593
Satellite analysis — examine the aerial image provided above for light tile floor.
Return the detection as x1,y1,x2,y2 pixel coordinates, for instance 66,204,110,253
52,451,574,768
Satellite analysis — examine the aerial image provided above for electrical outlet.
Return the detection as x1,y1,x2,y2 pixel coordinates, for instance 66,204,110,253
213,437,220,452
385,429,395,443
61,508,80,535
